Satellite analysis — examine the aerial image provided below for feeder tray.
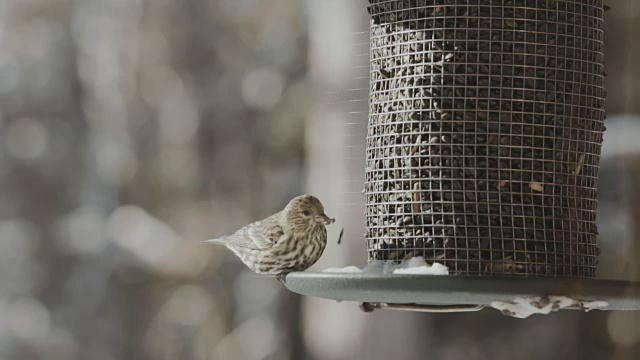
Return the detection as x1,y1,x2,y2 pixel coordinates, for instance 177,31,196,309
283,272,640,313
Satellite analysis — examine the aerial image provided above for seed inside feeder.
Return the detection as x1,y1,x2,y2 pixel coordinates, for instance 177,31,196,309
365,0,605,277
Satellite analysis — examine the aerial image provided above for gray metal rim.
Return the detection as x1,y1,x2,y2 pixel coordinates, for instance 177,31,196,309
283,272,640,311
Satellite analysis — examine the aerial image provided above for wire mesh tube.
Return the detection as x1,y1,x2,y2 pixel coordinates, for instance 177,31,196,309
365,0,606,277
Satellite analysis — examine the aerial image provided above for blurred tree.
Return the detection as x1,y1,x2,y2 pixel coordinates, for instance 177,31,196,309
1,0,311,359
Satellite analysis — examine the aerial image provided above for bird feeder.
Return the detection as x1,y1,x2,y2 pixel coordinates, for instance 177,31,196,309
285,0,640,315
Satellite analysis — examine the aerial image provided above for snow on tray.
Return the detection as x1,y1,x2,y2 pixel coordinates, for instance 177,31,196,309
491,296,610,319
322,257,449,275
389,257,449,275
322,266,363,273
581,300,609,312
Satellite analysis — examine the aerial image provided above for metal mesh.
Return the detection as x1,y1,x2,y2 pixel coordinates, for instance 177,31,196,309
364,0,606,277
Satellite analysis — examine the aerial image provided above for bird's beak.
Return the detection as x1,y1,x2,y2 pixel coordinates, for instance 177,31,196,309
315,213,335,225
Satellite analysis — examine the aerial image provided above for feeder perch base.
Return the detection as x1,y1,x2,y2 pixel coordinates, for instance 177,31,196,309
359,302,486,313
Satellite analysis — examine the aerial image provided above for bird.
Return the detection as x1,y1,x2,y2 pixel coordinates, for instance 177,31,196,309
205,195,335,282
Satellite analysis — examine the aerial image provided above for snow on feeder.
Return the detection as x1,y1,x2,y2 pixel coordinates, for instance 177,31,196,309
284,1,640,317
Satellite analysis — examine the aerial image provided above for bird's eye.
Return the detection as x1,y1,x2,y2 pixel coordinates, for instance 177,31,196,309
302,210,310,216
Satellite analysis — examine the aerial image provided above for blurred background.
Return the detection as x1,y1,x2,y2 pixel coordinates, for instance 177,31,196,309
0,0,639,359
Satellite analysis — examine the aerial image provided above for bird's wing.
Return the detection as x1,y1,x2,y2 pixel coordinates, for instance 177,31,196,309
232,212,284,250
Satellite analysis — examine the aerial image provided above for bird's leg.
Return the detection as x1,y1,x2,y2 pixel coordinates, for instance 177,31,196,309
276,273,287,284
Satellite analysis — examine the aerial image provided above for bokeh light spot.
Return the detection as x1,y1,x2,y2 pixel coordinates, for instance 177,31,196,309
6,117,48,160
242,67,285,110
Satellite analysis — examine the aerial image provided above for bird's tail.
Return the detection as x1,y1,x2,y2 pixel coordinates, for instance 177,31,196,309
203,237,227,245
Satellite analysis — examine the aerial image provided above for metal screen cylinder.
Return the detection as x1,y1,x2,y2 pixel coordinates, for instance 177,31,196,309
365,0,605,277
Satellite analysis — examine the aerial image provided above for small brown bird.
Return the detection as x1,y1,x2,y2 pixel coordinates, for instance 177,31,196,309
205,195,334,282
